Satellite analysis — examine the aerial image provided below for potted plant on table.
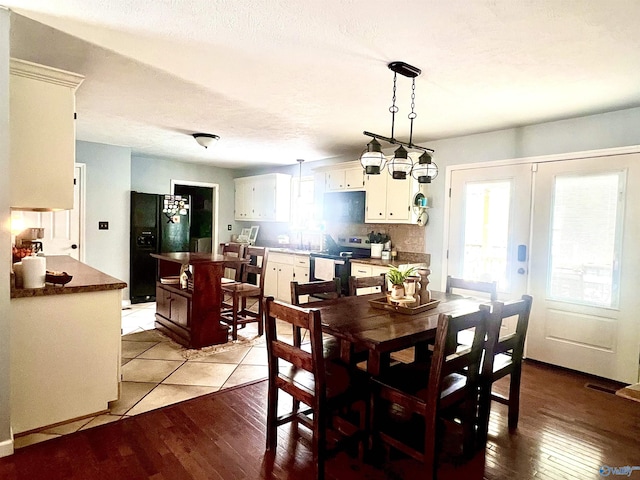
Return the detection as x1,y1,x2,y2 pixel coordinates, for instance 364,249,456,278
386,265,418,299
368,231,390,258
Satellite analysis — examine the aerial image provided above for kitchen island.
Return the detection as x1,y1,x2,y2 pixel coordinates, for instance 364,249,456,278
10,256,126,435
152,252,246,349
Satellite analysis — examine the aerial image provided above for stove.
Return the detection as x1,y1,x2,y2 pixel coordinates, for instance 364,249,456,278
309,235,371,295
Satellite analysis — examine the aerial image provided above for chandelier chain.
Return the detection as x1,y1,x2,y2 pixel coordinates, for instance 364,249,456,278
389,72,399,139
408,78,417,145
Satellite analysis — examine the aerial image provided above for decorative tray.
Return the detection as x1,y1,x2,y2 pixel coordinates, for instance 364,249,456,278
368,296,441,315
45,270,73,286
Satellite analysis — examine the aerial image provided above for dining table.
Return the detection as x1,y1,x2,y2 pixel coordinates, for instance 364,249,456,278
313,290,486,376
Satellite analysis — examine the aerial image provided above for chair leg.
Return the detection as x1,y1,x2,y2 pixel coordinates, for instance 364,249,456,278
258,298,264,336
314,404,326,480
476,381,492,447
232,293,239,341
266,382,278,451
508,370,521,431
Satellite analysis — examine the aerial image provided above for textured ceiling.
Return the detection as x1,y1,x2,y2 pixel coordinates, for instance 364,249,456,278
5,1,640,169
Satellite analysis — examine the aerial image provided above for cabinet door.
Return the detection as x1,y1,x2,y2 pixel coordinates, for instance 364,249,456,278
156,286,171,319
385,178,412,222
276,263,294,302
10,62,81,210
254,177,277,220
365,173,387,221
345,168,365,190
171,294,190,328
234,180,251,220
326,170,346,190
264,262,279,299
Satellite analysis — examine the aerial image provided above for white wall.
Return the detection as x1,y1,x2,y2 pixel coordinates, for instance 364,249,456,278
76,141,131,298
424,107,640,288
0,6,13,458
131,155,240,244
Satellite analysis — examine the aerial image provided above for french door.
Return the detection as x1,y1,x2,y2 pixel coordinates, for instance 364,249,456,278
448,153,640,383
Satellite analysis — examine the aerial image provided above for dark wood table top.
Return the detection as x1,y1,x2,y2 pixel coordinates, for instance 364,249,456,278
313,291,484,375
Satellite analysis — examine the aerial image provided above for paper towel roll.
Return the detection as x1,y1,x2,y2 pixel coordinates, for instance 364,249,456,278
22,256,46,288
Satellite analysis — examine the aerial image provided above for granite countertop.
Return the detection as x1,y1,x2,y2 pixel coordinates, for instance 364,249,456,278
350,252,430,268
11,256,127,299
266,247,314,256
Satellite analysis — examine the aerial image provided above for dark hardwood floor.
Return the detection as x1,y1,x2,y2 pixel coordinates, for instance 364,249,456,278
0,360,638,479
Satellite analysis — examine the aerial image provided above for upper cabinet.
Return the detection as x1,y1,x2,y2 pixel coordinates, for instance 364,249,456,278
234,173,291,222
365,172,419,224
326,166,365,191
10,59,84,211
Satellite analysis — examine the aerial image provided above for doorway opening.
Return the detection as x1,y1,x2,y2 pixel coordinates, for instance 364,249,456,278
171,180,219,253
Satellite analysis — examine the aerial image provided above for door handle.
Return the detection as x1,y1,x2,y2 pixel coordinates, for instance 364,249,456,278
517,244,527,262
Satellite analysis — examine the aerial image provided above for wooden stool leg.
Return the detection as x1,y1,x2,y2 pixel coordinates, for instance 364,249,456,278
232,293,239,341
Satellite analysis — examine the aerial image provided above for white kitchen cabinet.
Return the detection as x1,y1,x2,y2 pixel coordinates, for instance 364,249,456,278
10,59,84,211
365,172,418,223
326,167,365,191
264,252,310,302
234,173,291,221
351,263,388,295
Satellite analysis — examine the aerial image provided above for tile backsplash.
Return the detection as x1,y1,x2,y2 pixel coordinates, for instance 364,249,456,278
247,221,426,254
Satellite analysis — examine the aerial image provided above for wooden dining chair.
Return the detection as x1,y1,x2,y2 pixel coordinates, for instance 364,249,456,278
370,306,490,479
220,246,268,340
348,274,388,296
477,295,533,444
445,275,498,301
290,278,342,305
264,297,367,480
220,242,245,284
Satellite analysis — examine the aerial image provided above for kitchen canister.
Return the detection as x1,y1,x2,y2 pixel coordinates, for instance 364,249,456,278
22,255,46,288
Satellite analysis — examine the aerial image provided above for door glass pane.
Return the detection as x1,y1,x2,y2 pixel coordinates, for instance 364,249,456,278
548,172,624,307
462,181,511,289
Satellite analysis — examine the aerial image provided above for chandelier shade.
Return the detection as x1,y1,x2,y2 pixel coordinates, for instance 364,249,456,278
360,138,387,175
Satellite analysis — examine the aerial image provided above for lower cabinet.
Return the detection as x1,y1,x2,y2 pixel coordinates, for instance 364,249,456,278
264,252,310,302
155,285,191,341
350,263,389,295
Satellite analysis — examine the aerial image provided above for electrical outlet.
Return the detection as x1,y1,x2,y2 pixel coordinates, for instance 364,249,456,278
227,224,232,231
98,221,109,230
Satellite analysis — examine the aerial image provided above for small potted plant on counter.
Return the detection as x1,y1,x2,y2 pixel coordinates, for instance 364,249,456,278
368,231,390,258
386,264,418,299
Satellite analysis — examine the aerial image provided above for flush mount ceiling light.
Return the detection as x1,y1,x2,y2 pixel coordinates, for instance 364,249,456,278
359,61,438,183
192,133,220,149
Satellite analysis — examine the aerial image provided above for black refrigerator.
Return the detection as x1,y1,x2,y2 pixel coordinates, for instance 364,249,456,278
130,192,191,304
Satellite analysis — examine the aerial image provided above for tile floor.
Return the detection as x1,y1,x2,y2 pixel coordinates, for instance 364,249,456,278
15,301,272,449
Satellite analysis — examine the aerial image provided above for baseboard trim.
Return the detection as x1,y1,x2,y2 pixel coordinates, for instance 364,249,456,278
0,430,15,458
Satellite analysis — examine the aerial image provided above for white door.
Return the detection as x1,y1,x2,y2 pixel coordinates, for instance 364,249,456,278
448,164,532,299
448,155,640,383
528,155,640,383
20,165,82,260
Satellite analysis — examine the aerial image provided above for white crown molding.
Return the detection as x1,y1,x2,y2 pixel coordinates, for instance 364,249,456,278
10,58,84,89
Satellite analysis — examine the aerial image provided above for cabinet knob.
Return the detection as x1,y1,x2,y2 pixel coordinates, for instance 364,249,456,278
71,244,78,249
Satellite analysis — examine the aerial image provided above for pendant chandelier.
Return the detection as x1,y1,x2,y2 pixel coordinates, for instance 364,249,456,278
359,61,438,183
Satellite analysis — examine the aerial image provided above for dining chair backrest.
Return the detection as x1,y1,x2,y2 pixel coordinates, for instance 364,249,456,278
264,297,325,408
370,305,490,475
290,278,342,306
446,275,498,301
240,246,268,289
477,294,533,441
430,307,490,409
221,243,245,281
348,274,388,296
